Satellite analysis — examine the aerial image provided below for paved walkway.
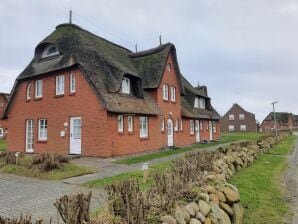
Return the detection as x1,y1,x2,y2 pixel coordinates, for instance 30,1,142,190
0,174,104,222
63,141,240,185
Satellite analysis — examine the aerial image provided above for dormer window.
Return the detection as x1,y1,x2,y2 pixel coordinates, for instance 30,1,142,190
199,98,205,109
194,97,199,108
121,77,130,94
41,44,59,58
194,97,205,109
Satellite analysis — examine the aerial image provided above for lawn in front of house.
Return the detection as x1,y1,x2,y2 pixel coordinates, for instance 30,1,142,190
115,132,265,165
0,140,6,151
230,135,296,224
0,154,93,180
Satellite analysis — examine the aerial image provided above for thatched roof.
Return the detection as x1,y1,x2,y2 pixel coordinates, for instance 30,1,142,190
3,23,218,119
264,112,292,123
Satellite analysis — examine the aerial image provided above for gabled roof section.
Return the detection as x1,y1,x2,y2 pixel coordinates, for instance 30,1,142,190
223,103,255,119
263,112,291,123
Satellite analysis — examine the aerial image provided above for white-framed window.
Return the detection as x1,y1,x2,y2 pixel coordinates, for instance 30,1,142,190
167,63,171,72
118,115,123,132
171,87,176,102
200,120,203,130
194,97,199,108
163,84,169,100
239,114,245,120
42,44,59,58
213,121,216,133
0,128,3,138
229,114,234,120
121,77,130,94
175,119,179,132
128,116,133,132
56,75,65,95
35,80,43,98
38,119,47,141
190,120,195,134
140,116,148,138
70,73,76,93
180,119,183,131
240,125,247,131
161,118,165,132
199,98,206,109
26,83,31,100
229,125,235,132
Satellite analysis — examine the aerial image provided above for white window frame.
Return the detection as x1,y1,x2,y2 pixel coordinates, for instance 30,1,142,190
121,77,130,94
128,116,133,132
140,116,148,138
174,119,179,132
239,114,245,120
161,118,165,132
228,125,235,132
38,119,47,141
163,84,169,100
240,125,247,131
118,115,124,132
229,114,234,121
26,83,31,100
213,121,216,133
199,98,206,109
190,120,195,134
171,87,176,102
180,119,183,131
56,75,65,95
0,128,3,138
70,73,76,93
167,63,171,72
200,120,203,130
35,80,43,98
194,97,199,108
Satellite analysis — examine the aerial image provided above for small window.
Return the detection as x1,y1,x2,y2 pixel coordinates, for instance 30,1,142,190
199,98,206,109
118,115,123,132
239,114,245,120
200,120,203,130
240,125,247,131
180,119,183,131
194,97,199,108
121,77,130,94
161,118,165,132
38,119,47,141
35,80,43,98
70,73,76,93
26,83,31,100
213,121,216,133
56,75,65,95
0,128,3,138
229,125,235,132
190,120,194,134
163,84,169,100
229,114,234,120
140,117,148,138
171,87,176,102
128,116,133,132
175,119,179,132
42,45,59,58
167,63,171,72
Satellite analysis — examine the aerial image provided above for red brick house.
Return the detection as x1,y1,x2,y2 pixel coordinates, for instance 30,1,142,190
221,103,258,132
260,112,297,132
2,23,221,157
0,93,9,139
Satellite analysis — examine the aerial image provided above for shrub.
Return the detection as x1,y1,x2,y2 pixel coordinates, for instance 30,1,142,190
31,154,69,172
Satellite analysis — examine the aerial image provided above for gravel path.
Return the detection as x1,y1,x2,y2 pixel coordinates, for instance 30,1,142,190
284,135,298,223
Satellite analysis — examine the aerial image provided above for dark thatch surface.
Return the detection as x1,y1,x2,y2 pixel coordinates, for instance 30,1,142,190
3,23,218,119
264,112,292,123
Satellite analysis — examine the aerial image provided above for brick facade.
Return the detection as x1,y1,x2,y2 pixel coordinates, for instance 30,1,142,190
261,112,297,132
221,103,257,132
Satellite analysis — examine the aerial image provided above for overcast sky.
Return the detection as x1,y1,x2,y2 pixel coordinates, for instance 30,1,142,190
1,0,297,121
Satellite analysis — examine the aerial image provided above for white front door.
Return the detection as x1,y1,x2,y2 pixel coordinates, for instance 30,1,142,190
25,120,34,153
167,119,174,147
70,117,82,155
209,121,213,141
195,120,200,143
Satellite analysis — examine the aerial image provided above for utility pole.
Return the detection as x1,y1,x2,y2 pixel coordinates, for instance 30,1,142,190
159,35,162,45
272,101,278,139
135,43,138,53
69,10,72,24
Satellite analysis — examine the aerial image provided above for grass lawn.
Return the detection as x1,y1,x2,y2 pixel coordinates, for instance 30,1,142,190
230,135,296,224
85,161,171,189
115,132,265,165
0,140,6,151
0,156,93,180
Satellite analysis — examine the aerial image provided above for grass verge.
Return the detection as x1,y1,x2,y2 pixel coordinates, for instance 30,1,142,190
0,156,93,180
0,140,6,151
230,135,296,224
115,132,265,165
